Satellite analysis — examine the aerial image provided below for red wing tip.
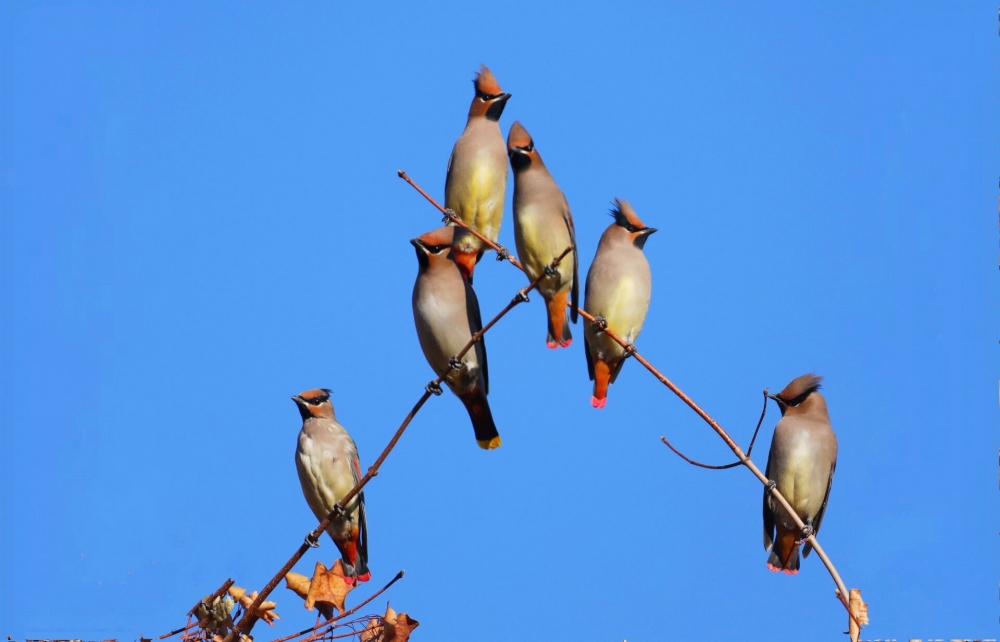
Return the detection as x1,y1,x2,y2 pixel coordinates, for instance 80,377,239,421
766,563,797,575
344,572,371,585
591,396,607,409
547,339,573,349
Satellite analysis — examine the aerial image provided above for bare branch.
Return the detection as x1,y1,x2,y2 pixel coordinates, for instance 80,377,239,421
660,387,770,470
400,169,862,629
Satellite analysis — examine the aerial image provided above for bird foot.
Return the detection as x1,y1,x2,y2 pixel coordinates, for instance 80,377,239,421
425,381,443,396
514,289,530,303
764,480,777,495
442,208,458,224
448,356,464,371
799,522,814,542
623,343,636,358
495,244,510,261
304,532,321,548
593,315,608,332
543,264,558,278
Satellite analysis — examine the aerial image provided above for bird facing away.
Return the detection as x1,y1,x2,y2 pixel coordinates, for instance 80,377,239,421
293,388,370,583
410,226,501,449
444,64,512,282
583,200,656,408
762,373,838,575
507,121,579,348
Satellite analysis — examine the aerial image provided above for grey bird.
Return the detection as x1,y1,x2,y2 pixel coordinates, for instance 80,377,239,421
762,373,838,574
444,64,512,282
293,388,370,583
583,199,656,408
410,226,500,449
507,120,579,348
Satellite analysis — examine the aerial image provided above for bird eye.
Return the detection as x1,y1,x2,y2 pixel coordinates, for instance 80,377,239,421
431,244,449,253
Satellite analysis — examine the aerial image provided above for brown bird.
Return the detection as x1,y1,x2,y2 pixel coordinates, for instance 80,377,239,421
293,388,370,583
411,226,501,449
507,120,579,348
583,200,656,408
444,65,512,282
762,373,838,574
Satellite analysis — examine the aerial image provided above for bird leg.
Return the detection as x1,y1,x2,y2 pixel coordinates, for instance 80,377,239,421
442,208,459,224
799,520,814,542
764,480,777,494
592,315,609,332
448,356,464,371
543,264,558,278
495,244,511,261
304,532,322,548
425,381,443,396
514,289,530,303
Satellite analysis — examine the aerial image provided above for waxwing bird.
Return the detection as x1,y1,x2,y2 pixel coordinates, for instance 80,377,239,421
293,388,370,584
410,226,501,449
507,121,579,348
583,199,656,408
762,373,838,575
444,64,512,281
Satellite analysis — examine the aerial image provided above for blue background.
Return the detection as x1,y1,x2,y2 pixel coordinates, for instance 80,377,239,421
2,2,997,639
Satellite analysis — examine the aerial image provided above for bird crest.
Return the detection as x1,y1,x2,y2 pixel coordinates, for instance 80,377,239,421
474,64,504,98
610,199,647,231
777,373,823,405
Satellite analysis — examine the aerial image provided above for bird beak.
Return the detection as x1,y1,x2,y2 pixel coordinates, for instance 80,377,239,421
766,393,782,403
642,227,658,235
291,395,304,405
410,238,425,250
497,93,512,104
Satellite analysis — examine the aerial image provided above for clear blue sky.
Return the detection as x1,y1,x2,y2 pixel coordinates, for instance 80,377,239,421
1,2,996,639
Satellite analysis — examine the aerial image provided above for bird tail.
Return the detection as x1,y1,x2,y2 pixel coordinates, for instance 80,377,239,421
545,290,572,349
591,359,611,408
460,389,501,449
336,526,371,584
766,526,800,575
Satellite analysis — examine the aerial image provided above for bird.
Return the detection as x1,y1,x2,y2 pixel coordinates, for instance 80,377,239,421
762,373,838,575
444,64,512,282
583,199,656,408
293,388,370,584
410,226,501,449
507,121,579,348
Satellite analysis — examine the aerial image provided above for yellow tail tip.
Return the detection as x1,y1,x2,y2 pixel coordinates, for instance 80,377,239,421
477,436,502,450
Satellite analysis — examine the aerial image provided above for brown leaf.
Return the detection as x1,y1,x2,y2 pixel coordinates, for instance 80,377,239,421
304,560,354,616
359,617,384,642
846,588,869,642
393,613,419,642
227,586,280,627
284,572,311,600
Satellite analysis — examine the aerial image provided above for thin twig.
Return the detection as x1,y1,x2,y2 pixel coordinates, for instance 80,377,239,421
159,618,196,640
400,169,862,629
225,247,572,641
660,388,770,470
397,169,524,271
270,570,404,642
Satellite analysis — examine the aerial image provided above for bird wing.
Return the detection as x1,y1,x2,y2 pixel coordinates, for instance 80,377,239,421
464,278,488,394
350,451,369,566
802,460,836,558
762,456,775,552
562,194,580,323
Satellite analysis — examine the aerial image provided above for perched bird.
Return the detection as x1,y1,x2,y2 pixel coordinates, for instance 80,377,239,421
293,388,370,584
583,199,656,408
507,121,579,348
762,373,838,575
410,226,501,449
444,64,512,281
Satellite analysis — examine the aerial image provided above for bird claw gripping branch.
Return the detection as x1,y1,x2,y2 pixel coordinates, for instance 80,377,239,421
592,315,609,332
425,381,443,396
304,532,322,548
448,356,463,371
515,289,530,303
442,208,459,224
764,479,777,495
543,264,558,278
495,244,511,261
798,522,815,543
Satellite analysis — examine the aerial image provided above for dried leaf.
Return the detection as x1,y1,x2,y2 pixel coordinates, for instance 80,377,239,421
847,588,869,642
284,572,311,600
359,617,384,642
304,560,354,616
228,586,280,627
393,613,420,642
